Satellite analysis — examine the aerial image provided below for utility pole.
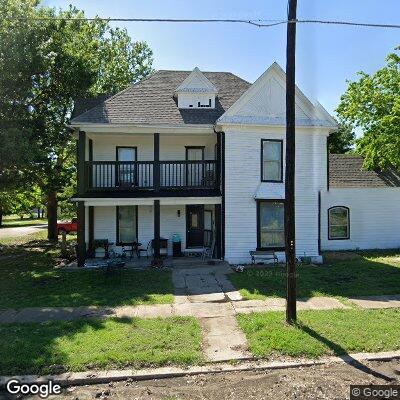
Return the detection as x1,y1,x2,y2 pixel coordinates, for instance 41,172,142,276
285,0,297,323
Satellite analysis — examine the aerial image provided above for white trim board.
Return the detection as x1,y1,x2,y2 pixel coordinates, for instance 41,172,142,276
72,197,222,206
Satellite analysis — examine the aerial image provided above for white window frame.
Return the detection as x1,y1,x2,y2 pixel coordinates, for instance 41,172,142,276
328,206,350,240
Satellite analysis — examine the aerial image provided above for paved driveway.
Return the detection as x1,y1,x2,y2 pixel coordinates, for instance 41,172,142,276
0,224,46,239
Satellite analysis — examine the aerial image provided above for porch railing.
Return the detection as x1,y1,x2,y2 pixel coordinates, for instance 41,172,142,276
85,160,219,191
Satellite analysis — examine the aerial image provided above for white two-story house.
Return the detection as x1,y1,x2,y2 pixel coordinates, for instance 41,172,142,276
71,63,400,266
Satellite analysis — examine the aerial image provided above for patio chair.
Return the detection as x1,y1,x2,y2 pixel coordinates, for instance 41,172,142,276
137,240,153,258
202,234,216,260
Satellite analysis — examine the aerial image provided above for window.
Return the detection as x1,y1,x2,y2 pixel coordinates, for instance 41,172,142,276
117,206,138,244
261,139,283,182
328,206,350,240
116,147,137,187
257,201,285,249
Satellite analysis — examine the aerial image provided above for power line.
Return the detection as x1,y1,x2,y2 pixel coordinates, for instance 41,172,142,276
296,19,400,29
12,17,286,27
8,17,400,29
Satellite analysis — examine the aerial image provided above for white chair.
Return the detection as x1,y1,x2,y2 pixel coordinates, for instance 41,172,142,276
202,234,216,260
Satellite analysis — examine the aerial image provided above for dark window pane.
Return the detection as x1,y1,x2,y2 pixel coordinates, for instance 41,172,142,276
329,207,349,239
259,202,285,248
262,141,282,181
118,206,137,243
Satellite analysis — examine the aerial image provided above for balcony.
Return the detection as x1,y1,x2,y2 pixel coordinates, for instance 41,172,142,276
84,160,220,196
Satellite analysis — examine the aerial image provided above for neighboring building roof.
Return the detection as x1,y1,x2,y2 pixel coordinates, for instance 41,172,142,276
329,154,400,188
71,70,250,126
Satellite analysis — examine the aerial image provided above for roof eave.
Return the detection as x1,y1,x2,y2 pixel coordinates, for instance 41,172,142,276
67,122,215,134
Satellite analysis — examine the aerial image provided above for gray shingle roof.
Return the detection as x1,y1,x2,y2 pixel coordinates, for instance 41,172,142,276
71,94,112,120
329,154,400,188
71,70,250,126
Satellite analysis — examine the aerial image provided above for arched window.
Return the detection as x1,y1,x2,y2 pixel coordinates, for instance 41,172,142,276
328,206,350,240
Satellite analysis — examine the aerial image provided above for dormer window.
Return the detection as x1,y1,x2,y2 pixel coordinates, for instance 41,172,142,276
174,67,218,109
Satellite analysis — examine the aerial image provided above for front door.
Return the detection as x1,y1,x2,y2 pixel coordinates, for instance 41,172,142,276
186,205,204,248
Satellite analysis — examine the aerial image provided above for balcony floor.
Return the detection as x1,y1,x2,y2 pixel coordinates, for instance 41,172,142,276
77,188,221,198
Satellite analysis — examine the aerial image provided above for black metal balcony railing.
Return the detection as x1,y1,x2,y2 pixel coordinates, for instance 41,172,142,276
85,160,219,191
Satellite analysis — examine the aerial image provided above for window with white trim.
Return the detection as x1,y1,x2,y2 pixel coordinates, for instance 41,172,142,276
328,206,350,240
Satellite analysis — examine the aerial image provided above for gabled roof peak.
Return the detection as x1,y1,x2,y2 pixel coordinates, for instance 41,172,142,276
174,67,218,94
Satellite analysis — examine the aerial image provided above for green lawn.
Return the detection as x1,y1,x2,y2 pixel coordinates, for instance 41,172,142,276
1,216,47,228
0,234,174,308
229,251,400,300
0,229,48,245
237,308,400,358
0,317,203,375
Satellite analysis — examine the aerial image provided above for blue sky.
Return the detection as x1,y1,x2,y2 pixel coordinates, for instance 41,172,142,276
45,0,399,115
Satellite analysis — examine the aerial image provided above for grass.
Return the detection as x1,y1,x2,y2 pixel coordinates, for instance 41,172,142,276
0,232,174,308
0,229,48,245
229,251,400,300
237,308,400,358
1,216,47,228
0,316,203,375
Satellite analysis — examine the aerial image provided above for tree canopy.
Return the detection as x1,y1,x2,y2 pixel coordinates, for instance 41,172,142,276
327,122,355,154
0,0,154,238
336,49,400,170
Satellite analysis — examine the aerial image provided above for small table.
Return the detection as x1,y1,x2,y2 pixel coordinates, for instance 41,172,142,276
122,242,142,259
93,239,114,259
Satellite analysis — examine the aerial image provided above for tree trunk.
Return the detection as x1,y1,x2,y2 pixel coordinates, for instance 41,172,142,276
37,209,41,219
47,191,58,241
0,207,3,227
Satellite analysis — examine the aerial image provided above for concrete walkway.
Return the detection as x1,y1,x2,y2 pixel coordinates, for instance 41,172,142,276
348,295,400,309
0,298,350,324
172,266,249,360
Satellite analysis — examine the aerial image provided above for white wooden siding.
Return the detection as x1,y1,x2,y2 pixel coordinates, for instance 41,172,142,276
90,134,216,161
224,127,327,264
321,188,400,250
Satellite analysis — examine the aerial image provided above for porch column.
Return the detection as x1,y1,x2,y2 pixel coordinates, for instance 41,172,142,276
88,206,94,258
154,132,160,192
221,132,225,259
216,132,221,189
77,130,86,196
215,204,222,259
77,202,86,267
153,199,160,258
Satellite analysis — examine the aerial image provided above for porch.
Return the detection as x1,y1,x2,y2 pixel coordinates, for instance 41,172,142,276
77,198,222,267
82,256,229,271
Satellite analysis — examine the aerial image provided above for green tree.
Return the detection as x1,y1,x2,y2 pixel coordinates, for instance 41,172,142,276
336,49,400,170
327,122,355,154
0,0,42,191
0,192,16,227
1,0,153,240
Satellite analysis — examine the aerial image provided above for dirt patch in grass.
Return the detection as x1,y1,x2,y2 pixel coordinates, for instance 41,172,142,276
323,251,363,261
